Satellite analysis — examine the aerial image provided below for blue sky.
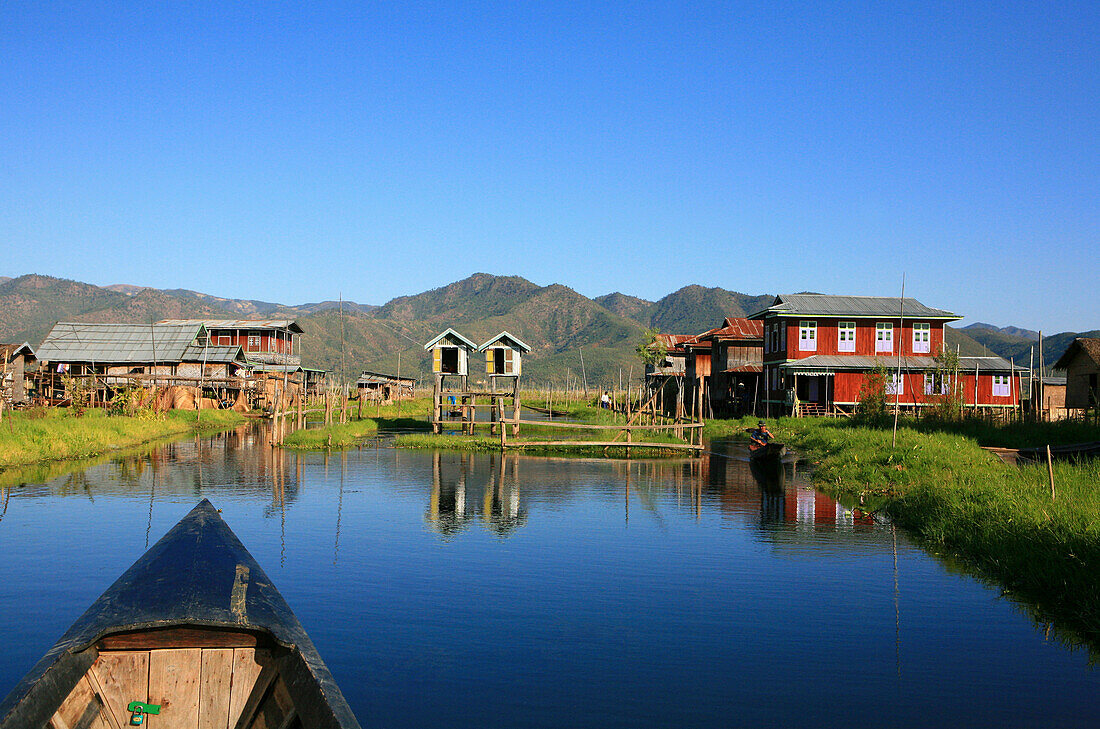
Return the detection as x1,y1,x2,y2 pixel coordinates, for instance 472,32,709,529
2,2,1097,331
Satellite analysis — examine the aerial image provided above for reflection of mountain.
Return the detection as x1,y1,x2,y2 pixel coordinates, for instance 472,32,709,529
427,452,527,538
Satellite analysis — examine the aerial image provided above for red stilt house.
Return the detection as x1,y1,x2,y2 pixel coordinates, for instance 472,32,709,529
749,294,1024,416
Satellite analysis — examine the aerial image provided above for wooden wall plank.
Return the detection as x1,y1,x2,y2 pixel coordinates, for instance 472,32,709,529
198,648,234,729
90,652,149,729
149,648,202,729
228,648,272,728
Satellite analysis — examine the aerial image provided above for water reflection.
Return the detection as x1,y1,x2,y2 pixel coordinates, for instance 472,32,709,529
2,426,1099,728
428,452,527,537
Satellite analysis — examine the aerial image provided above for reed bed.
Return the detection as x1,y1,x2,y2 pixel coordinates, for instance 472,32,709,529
0,408,245,468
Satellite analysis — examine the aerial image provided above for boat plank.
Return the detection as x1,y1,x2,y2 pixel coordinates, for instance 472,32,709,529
51,676,112,729
89,652,148,729
199,649,234,729
229,649,274,729
149,648,202,729
246,677,295,729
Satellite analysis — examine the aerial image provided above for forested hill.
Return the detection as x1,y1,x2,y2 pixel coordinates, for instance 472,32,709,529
0,273,1088,385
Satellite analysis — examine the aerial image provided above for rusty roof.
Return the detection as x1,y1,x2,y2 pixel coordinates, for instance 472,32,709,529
158,319,304,334
701,318,764,340
723,364,763,374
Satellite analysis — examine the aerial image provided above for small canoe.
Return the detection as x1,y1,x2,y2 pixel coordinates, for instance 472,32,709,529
749,442,787,461
0,499,361,729
1016,441,1100,464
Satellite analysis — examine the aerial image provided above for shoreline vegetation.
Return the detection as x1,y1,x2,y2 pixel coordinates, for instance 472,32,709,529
706,414,1100,648
0,408,246,469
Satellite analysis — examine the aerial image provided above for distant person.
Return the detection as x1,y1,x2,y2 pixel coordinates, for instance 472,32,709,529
747,420,771,452
600,391,611,409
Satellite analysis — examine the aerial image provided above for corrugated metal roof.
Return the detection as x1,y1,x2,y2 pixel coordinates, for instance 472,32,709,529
158,319,304,334
779,355,1020,372
248,363,303,373
723,364,763,374
750,294,960,319
180,345,246,363
37,323,210,363
357,371,416,385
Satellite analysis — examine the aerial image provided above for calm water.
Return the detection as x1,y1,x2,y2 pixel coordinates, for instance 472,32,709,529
0,424,1097,728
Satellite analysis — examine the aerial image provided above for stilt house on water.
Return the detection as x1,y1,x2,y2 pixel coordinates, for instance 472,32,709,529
357,371,415,402
426,328,478,384
158,319,304,365
1,343,36,406
1053,338,1100,418
479,331,530,382
643,333,699,416
750,294,1025,416
158,319,326,405
35,322,248,405
694,318,764,417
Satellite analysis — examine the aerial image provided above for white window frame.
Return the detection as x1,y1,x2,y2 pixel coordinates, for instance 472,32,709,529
799,320,817,352
924,373,949,395
764,324,771,354
838,321,856,353
779,321,786,353
885,372,903,395
876,322,893,353
913,322,931,354
992,374,1010,397
247,333,261,351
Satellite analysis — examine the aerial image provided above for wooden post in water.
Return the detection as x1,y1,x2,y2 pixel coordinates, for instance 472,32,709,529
512,379,521,437
432,376,441,434
498,397,507,450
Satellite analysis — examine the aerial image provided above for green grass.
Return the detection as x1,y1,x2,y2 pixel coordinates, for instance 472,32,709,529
707,414,1100,647
0,408,246,468
280,419,381,449
393,432,683,457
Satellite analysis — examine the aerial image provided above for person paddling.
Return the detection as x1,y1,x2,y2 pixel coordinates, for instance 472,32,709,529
747,420,771,452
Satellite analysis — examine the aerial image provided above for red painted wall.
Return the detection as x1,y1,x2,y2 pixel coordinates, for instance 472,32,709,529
833,370,1020,406
762,317,946,362
210,330,293,354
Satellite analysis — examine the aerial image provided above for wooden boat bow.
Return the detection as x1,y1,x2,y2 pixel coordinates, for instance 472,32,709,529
0,499,362,729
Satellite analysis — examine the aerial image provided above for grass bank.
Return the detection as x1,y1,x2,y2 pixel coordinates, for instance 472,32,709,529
280,419,381,449
708,415,1100,645
0,408,246,468
393,432,683,457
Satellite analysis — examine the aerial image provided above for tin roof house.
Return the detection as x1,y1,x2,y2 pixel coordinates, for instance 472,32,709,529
750,294,1024,416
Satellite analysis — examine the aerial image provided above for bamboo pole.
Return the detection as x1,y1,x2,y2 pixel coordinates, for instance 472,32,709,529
1047,445,1056,500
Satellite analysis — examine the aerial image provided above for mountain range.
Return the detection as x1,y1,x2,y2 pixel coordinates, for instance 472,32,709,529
0,273,1091,385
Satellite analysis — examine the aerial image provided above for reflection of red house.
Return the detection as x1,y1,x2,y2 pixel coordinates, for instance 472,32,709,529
785,488,875,528
750,294,1023,416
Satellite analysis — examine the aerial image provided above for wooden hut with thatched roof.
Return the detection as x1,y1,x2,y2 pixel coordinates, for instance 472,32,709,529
1,343,35,406
1053,338,1100,416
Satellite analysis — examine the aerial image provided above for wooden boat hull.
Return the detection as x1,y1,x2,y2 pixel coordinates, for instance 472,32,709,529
1016,441,1100,464
749,442,787,461
0,500,361,729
